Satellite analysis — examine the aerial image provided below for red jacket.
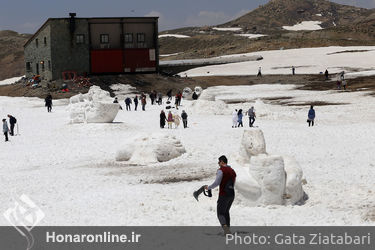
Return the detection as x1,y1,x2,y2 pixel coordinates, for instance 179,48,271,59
219,166,236,196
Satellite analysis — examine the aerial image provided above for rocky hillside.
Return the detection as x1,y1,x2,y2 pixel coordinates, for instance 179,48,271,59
159,0,375,60
0,30,31,80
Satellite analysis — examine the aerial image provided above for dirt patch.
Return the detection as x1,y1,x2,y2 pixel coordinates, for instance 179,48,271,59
283,101,350,106
1,73,375,101
326,50,373,55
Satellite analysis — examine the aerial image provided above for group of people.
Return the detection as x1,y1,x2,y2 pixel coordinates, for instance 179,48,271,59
232,106,256,128
160,110,188,129
2,114,17,142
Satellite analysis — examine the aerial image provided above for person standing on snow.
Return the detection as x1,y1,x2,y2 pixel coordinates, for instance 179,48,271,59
133,95,139,111
247,106,256,127
237,109,243,127
3,119,9,142
181,110,188,128
167,89,172,101
307,105,315,127
7,115,16,136
257,67,262,77
160,110,167,128
205,155,236,235
125,97,132,111
167,111,174,129
232,109,238,128
325,69,329,80
292,66,295,75
45,94,52,112
141,93,147,111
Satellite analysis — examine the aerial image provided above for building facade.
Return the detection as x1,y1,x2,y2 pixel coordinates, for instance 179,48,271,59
24,14,159,81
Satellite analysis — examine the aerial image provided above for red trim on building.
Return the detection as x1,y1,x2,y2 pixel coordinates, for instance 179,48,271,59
90,49,123,73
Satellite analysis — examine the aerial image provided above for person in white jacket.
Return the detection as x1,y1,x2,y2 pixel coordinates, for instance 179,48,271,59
232,109,238,128
3,119,9,142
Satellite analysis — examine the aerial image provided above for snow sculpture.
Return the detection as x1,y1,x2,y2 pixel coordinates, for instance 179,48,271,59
115,134,186,165
234,129,306,205
238,129,266,164
68,86,120,123
182,87,193,99
194,86,203,96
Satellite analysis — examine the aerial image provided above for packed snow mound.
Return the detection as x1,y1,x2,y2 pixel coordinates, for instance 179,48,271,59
182,86,203,100
115,134,186,165
249,155,286,205
234,129,306,206
238,129,266,164
68,86,120,123
188,99,229,115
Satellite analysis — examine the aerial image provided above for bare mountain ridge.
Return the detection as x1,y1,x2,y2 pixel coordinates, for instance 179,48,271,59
223,0,373,33
0,30,31,80
159,0,375,60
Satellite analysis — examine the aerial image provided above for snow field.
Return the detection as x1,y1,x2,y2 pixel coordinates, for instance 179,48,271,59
1,81,375,226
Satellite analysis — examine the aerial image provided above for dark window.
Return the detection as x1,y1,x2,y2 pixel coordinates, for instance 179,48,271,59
76,34,85,44
137,33,146,48
100,34,109,44
26,62,31,71
41,61,45,71
48,60,51,71
124,33,133,43
44,37,47,46
35,39,39,48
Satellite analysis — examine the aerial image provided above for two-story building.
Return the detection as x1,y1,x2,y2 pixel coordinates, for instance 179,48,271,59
24,13,159,81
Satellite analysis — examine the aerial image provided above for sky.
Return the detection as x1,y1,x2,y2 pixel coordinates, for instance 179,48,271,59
0,0,374,34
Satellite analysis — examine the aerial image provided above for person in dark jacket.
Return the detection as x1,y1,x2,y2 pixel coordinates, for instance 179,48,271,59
133,96,139,111
160,110,167,128
205,155,236,235
150,91,156,105
237,109,243,127
141,93,147,111
7,114,16,136
125,97,132,111
181,110,188,128
307,105,315,127
192,92,198,100
45,94,52,112
324,69,329,80
167,89,172,101
3,119,9,142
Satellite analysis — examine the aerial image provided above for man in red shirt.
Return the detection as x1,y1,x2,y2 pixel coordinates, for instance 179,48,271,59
206,155,236,234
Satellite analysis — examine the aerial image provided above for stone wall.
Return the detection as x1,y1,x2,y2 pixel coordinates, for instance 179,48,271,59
50,19,90,80
24,24,52,80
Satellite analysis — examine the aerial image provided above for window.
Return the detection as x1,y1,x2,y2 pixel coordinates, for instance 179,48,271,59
137,33,146,48
76,34,85,44
124,33,133,48
48,60,51,71
26,62,31,71
44,37,47,46
35,38,39,48
124,33,133,43
41,61,45,71
100,34,109,44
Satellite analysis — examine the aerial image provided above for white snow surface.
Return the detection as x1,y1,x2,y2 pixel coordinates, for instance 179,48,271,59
283,21,323,31
212,27,242,31
0,76,24,86
1,80,375,226
159,34,190,38
179,46,375,77
235,34,267,39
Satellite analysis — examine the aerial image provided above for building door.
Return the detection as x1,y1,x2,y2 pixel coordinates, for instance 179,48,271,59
36,63,39,75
